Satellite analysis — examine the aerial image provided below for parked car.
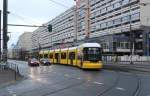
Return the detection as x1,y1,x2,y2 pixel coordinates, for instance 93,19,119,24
40,58,51,66
28,58,40,66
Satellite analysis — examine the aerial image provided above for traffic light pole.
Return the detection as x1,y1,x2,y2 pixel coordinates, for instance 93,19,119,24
3,0,8,62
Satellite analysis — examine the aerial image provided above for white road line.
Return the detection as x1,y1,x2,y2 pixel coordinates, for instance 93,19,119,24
93,81,104,85
77,78,81,80
64,74,69,77
12,94,17,96
7,89,17,96
116,87,126,91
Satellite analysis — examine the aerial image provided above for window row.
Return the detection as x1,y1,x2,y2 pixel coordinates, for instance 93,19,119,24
91,12,140,31
91,0,138,17
101,42,130,49
48,52,76,60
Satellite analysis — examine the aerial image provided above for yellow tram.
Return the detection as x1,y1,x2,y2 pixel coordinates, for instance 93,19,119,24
39,43,103,69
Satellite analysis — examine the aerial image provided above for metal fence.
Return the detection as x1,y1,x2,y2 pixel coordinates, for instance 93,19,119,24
102,55,150,65
0,62,20,80
102,55,150,62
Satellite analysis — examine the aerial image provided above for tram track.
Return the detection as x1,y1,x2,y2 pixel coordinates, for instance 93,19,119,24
96,71,141,96
96,71,120,96
132,73,141,96
4,61,143,96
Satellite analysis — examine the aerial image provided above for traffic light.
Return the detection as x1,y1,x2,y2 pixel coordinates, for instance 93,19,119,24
48,24,52,32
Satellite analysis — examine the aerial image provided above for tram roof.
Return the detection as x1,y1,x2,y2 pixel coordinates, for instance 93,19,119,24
79,43,101,48
39,51,43,54
43,50,49,53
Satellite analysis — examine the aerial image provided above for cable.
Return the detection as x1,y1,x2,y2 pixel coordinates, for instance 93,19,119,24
48,0,69,9
9,11,40,25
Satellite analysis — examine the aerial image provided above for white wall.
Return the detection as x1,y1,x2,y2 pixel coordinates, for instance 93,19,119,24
140,0,150,26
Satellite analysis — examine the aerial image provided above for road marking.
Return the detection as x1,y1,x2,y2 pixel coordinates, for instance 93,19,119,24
87,80,91,82
93,81,104,85
116,87,126,91
12,94,17,96
64,74,69,77
77,77,81,80
7,89,17,96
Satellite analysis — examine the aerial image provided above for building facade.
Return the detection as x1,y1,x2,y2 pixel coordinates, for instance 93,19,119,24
32,0,150,56
12,32,33,60
17,32,32,51
32,6,76,51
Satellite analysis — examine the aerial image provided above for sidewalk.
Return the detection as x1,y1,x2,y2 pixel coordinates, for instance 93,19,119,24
103,61,150,73
0,69,22,88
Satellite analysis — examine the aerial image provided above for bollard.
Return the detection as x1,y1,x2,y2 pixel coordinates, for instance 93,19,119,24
14,64,17,80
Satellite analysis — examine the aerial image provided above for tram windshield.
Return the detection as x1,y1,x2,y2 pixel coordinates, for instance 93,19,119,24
83,47,101,61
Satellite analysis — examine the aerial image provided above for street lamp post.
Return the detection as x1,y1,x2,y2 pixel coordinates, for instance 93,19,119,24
0,10,1,61
129,0,139,64
3,0,8,62
129,0,134,64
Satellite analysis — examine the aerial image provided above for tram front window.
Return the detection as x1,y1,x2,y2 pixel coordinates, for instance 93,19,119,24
83,47,101,61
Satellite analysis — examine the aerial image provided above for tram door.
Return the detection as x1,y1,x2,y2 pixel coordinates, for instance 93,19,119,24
55,53,60,63
69,52,75,65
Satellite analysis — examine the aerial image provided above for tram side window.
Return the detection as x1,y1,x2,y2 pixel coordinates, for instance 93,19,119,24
39,54,43,58
83,49,89,60
61,53,66,59
55,53,59,59
69,52,75,60
49,53,53,59
44,54,48,58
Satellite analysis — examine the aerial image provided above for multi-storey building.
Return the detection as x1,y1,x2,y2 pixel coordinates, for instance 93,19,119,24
17,32,32,51
32,0,150,56
77,0,150,56
32,6,76,51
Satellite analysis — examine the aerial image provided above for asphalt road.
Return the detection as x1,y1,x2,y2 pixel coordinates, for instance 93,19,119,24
0,60,150,96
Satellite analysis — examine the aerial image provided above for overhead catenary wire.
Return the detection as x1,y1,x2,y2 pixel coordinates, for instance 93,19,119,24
48,0,69,8
9,11,40,25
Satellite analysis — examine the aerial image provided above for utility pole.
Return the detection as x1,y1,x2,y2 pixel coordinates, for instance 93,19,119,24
3,0,8,62
85,0,90,41
74,0,80,46
74,5,78,45
129,0,134,64
0,10,1,61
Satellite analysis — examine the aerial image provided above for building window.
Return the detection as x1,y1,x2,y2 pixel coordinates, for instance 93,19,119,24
114,18,121,25
114,2,121,9
101,22,107,29
122,0,129,5
107,5,114,12
107,20,114,27
122,15,130,23
101,7,107,14
131,12,140,21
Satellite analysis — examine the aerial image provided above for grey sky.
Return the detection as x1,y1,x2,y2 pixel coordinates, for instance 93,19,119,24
0,0,75,48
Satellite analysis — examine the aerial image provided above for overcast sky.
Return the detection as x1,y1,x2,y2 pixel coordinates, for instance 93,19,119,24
0,0,75,48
